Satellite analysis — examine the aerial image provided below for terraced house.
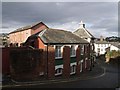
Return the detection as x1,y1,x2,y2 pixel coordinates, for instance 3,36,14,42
25,28,92,78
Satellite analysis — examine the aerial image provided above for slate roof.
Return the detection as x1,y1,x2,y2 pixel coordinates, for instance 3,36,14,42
73,28,95,39
27,28,89,44
9,21,48,34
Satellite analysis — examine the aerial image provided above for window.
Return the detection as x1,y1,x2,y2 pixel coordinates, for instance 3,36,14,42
70,65,76,74
81,45,84,55
55,46,62,58
71,45,76,57
104,44,106,47
97,48,100,53
98,44,99,47
101,49,103,51
80,61,83,72
55,68,62,76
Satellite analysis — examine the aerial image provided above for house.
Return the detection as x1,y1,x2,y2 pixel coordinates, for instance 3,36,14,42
73,21,95,43
8,22,48,46
94,42,110,56
25,28,92,78
94,36,120,56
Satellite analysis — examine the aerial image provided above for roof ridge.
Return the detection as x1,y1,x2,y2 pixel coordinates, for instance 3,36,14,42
9,21,48,34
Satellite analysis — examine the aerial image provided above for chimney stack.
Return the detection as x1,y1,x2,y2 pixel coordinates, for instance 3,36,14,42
100,36,104,41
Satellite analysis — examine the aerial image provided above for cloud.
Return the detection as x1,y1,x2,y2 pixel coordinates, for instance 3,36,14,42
2,2,118,37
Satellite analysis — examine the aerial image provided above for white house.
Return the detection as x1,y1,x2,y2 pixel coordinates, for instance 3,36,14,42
94,40,111,56
94,37,120,56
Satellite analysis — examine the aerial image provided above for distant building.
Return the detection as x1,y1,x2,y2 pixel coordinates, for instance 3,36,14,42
94,36,120,56
0,33,9,47
8,22,48,46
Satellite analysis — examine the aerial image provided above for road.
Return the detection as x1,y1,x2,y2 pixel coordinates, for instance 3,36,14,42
29,60,119,88
2,58,119,89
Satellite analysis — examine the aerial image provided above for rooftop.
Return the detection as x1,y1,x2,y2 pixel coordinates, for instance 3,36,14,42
9,21,48,34
73,21,95,39
27,28,89,44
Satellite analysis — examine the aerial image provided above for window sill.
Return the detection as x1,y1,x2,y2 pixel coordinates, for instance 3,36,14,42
55,57,62,59
70,55,76,57
55,73,62,76
70,72,76,75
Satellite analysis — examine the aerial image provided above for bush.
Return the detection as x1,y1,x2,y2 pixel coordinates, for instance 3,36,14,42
105,50,120,62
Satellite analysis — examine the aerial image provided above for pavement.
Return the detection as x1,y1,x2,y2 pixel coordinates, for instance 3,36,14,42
1,61,105,88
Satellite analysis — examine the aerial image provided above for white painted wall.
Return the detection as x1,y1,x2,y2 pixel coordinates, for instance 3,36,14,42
94,43,120,56
94,43,111,55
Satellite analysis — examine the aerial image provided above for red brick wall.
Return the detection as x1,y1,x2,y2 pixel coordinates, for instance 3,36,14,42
9,22,48,46
31,23,48,35
82,45,86,72
63,46,70,78
76,46,81,76
86,44,91,70
9,29,31,46
2,48,10,75
35,38,45,49
9,48,43,81
47,46,55,79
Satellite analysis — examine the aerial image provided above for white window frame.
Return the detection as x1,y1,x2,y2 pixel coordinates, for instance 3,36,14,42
55,68,63,76
104,44,106,47
101,49,103,51
55,45,62,59
70,45,76,57
80,60,83,72
81,45,84,55
70,65,76,75
98,44,99,47
85,58,88,69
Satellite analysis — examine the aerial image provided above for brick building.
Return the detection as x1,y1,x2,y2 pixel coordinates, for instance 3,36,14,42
8,22,48,46
25,28,92,78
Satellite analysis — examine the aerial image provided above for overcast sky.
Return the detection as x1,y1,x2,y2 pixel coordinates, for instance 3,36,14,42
1,2,118,38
